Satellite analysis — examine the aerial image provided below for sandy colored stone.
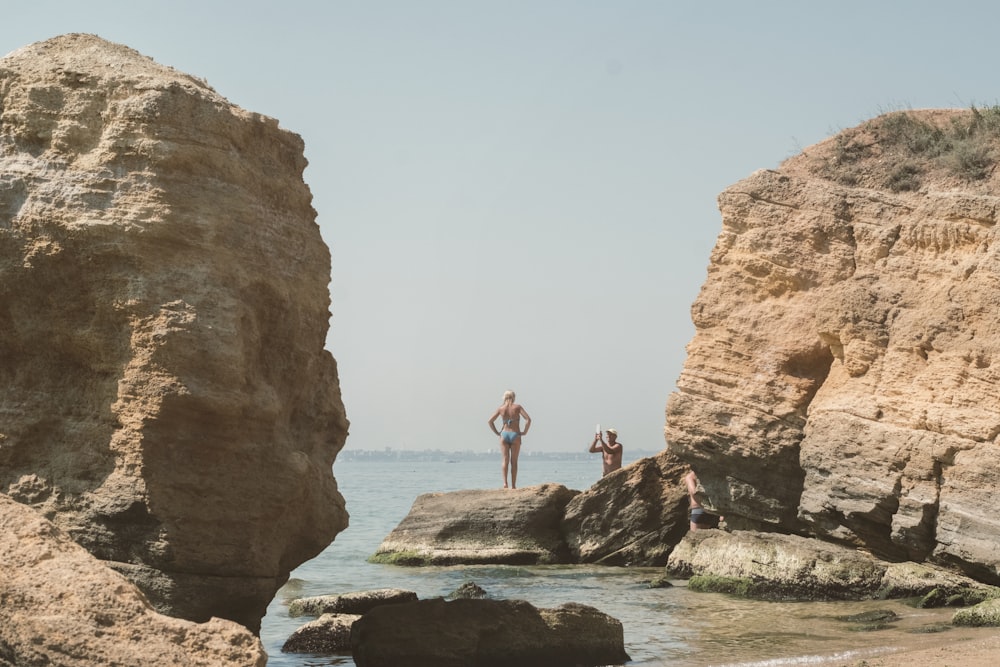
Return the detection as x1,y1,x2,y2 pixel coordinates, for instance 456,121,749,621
0,33,348,631
371,484,579,565
0,494,265,666
666,108,1000,584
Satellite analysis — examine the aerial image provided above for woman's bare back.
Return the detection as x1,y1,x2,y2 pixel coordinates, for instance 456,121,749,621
500,403,523,431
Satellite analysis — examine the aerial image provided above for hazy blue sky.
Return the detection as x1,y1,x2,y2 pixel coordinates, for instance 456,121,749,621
5,2,998,453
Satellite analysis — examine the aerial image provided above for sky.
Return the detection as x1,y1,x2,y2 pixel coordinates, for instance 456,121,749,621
4,1,999,453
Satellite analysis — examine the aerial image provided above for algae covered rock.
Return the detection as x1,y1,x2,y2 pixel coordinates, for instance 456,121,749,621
953,598,1000,626
668,529,998,601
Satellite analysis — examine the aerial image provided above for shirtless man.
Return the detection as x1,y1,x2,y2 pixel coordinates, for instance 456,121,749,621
685,468,720,530
487,390,531,489
589,428,623,476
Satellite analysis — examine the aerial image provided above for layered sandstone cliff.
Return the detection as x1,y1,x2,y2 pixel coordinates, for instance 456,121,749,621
0,34,348,631
667,108,1000,584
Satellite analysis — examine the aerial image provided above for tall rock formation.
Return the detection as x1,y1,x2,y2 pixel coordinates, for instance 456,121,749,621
0,34,348,631
667,108,1000,585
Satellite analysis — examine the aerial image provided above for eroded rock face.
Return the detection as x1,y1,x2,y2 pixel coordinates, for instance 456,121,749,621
0,34,348,631
562,450,689,566
666,109,1000,584
0,494,266,666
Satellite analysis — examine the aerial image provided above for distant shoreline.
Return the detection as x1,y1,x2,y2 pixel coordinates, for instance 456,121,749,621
336,448,662,462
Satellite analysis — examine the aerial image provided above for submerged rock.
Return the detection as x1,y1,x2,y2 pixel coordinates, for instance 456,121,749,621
648,575,674,588
449,582,489,599
836,609,899,623
0,33,348,632
350,597,630,667
906,623,953,634
835,609,899,631
916,584,995,608
370,484,579,565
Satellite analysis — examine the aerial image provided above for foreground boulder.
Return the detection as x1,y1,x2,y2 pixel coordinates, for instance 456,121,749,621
350,598,630,667
370,484,579,565
668,529,998,602
666,108,1000,582
562,450,689,565
0,494,266,666
0,34,348,631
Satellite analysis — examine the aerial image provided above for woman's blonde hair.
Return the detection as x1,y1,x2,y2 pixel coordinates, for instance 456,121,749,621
503,390,515,404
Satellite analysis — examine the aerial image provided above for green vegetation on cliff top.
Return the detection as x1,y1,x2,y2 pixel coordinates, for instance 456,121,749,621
816,105,1000,191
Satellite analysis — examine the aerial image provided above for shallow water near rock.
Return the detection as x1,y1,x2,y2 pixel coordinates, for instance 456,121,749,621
260,454,993,666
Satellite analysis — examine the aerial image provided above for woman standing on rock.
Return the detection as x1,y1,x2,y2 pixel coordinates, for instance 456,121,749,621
488,390,531,489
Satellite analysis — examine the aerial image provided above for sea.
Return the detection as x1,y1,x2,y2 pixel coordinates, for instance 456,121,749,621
259,450,993,666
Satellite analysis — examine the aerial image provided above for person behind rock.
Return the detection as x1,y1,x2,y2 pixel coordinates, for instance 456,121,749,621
487,390,531,489
685,468,721,530
589,427,623,476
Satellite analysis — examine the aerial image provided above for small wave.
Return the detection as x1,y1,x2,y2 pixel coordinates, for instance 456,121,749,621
711,646,901,667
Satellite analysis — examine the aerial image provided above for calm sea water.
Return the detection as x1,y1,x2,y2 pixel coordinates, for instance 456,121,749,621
259,453,991,666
